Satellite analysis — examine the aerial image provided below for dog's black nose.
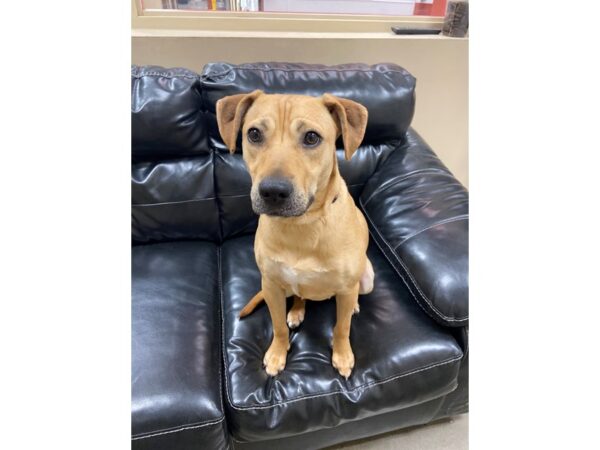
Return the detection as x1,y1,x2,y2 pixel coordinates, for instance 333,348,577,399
258,178,293,206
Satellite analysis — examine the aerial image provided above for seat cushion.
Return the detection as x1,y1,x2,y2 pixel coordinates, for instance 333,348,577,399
132,241,229,449
220,235,463,442
232,394,465,450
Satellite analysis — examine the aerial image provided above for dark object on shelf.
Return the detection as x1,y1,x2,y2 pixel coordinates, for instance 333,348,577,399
391,27,441,35
131,62,469,450
442,1,469,37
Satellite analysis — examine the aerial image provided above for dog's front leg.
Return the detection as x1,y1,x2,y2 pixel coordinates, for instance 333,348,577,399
262,277,290,376
332,283,359,379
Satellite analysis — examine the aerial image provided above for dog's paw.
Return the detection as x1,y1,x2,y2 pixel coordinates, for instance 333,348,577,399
353,303,360,315
332,343,355,379
287,308,305,329
263,342,289,376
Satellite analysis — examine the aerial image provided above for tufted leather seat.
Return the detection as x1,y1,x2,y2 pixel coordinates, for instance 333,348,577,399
221,236,463,442
132,242,229,449
131,62,468,450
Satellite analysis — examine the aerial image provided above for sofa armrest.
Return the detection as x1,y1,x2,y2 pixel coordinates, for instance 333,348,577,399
360,129,468,327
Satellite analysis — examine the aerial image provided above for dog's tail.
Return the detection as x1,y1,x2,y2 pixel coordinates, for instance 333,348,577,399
239,290,264,318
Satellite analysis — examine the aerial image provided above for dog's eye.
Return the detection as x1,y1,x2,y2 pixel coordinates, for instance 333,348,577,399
303,131,321,147
247,128,263,144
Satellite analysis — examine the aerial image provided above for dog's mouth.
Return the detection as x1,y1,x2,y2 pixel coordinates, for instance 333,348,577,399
251,190,314,217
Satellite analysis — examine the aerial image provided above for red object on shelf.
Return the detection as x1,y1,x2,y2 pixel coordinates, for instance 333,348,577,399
414,0,447,17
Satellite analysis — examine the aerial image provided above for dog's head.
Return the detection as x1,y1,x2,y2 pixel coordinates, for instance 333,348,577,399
216,91,368,217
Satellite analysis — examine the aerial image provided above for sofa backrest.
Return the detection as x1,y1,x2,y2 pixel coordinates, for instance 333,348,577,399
132,62,416,244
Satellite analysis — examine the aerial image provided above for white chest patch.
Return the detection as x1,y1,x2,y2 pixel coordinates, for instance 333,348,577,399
280,265,308,296
265,257,330,298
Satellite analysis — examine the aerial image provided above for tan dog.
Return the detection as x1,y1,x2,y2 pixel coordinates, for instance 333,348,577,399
216,91,374,378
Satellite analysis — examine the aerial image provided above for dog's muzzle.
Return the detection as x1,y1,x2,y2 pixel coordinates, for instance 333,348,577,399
251,177,310,217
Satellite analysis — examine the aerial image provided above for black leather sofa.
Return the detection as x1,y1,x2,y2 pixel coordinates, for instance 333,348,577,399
132,62,469,450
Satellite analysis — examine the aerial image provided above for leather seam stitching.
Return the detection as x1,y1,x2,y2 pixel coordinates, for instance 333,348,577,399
132,193,248,207
212,150,225,244
215,246,226,436
203,66,414,80
201,81,225,243
219,245,237,415
132,198,216,207
360,197,468,323
226,355,462,411
131,416,224,440
131,71,199,80
395,215,469,249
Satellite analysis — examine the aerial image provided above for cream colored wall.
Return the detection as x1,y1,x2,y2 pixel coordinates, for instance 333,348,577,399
132,34,468,187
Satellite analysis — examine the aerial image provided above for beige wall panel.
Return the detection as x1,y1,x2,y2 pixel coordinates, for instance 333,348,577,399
132,36,468,187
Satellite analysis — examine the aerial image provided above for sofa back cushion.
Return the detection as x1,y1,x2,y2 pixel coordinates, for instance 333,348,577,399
132,66,220,243
131,62,416,244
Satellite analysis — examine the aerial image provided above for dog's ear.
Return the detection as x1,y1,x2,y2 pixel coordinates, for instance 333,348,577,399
216,90,263,153
322,94,368,160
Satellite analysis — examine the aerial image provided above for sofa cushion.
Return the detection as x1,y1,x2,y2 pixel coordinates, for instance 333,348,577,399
132,156,221,243
360,129,469,326
132,65,207,159
232,395,460,450
132,241,229,449
201,62,416,152
131,63,413,244
219,235,463,442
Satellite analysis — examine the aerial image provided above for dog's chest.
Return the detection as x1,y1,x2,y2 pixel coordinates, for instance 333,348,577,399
263,257,335,300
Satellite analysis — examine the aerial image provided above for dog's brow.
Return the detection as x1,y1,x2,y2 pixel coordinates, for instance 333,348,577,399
258,119,269,130
292,117,324,135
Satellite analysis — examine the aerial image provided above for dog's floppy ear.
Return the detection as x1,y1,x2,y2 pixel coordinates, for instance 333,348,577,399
322,94,368,160
216,90,263,153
